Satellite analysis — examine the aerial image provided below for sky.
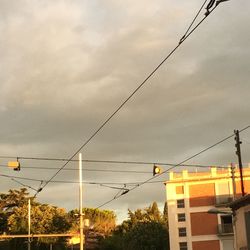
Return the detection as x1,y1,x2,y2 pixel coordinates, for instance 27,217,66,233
0,0,250,223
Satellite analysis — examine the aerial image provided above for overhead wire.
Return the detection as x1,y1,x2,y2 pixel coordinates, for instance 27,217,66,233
10,178,38,192
0,173,164,186
34,0,228,197
0,155,223,168
2,121,249,198
179,0,209,44
96,125,250,208
0,160,226,172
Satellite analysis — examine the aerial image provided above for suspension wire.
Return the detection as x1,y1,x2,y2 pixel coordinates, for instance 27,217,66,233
0,162,226,173
96,125,250,208
0,156,223,168
9,177,40,192
179,0,209,44
34,2,228,197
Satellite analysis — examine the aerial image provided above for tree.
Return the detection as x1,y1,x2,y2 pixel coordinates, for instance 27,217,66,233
145,202,162,222
0,189,71,250
125,221,169,250
68,208,116,235
124,201,163,230
0,188,30,212
99,202,170,250
0,188,32,234
68,208,116,250
8,203,70,243
163,202,168,226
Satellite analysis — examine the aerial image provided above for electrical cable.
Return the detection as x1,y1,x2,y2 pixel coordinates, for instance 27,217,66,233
179,0,209,44
0,155,223,168
0,173,165,186
10,178,38,192
0,162,225,172
34,1,227,197
95,1,238,208
96,125,250,208
0,165,152,174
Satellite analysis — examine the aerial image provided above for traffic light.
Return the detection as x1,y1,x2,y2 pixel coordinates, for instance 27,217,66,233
153,165,161,176
8,160,20,171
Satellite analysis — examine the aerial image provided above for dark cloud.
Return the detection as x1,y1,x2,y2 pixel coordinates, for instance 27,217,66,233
0,0,249,222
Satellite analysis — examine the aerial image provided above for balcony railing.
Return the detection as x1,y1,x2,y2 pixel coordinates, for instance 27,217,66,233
218,224,234,235
215,196,233,206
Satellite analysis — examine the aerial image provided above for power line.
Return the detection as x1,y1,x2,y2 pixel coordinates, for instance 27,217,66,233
10,178,38,192
179,0,209,44
0,155,223,168
96,125,250,208
0,173,164,186
0,161,225,172
95,1,236,208
34,1,228,196
0,165,152,174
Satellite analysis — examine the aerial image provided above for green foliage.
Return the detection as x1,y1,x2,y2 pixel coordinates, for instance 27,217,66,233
0,189,72,249
98,232,124,250
68,207,116,235
8,203,70,244
0,188,32,234
125,221,169,250
99,202,170,250
0,188,31,212
163,202,168,227
128,202,162,224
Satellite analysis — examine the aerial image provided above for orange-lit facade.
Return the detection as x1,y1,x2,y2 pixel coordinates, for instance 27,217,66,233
166,166,250,250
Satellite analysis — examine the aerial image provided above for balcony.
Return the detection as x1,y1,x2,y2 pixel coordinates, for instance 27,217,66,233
215,196,233,207
218,224,234,236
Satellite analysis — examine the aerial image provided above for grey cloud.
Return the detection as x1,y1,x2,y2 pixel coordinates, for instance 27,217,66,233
0,0,249,222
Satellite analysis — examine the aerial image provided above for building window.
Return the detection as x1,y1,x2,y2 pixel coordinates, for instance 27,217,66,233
216,182,231,205
176,185,184,194
179,242,188,250
177,199,185,208
178,213,186,222
219,215,233,234
178,227,187,237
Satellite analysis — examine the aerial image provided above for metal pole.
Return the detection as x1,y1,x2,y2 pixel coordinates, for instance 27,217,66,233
28,198,31,250
234,129,245,196
231,163,236,201
79,153,84,250
230,163,238,250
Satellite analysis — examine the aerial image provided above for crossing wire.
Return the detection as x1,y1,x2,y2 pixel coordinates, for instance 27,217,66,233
96,125,250,208
35,0,227,197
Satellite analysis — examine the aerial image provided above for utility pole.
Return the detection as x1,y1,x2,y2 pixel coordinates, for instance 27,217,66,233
230,163,236,201
79,153,84,250
28,198,31,250
234,129,245,196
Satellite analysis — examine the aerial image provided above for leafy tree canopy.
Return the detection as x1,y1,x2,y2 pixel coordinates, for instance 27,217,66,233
68,208,116,235
99,202,170,250
0,188,31,212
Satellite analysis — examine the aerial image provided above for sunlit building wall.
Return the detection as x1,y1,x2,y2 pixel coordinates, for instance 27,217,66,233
166,166,250,250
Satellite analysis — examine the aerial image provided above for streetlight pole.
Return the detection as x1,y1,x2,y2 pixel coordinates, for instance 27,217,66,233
28,198,31,250
79,153,84,250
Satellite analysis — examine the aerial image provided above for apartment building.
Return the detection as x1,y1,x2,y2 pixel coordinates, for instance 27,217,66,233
229,194,250,250
166,166,250,250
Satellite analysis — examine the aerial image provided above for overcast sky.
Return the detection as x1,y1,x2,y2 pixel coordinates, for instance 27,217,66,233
0,0,249,223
